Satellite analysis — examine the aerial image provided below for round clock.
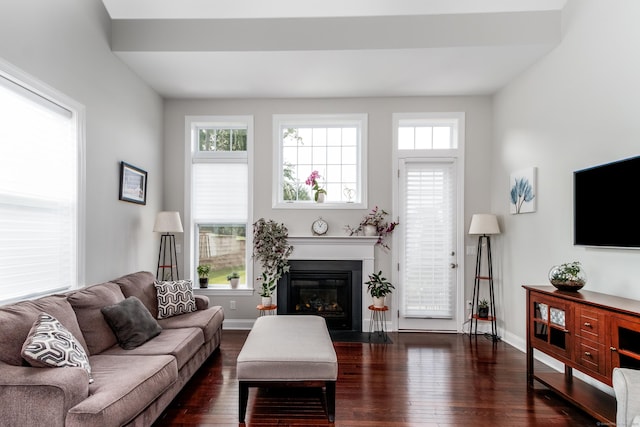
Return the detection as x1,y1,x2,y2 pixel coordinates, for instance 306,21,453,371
311,218,329,236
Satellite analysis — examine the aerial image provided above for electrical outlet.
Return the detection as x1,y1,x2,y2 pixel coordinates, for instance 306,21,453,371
230,300,236,310
466,245,476,255
467,300,472,307
175,244,182,253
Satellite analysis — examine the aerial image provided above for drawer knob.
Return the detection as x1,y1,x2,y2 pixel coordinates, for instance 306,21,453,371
584,351,592,357
610,346,618,352
584,322,592,327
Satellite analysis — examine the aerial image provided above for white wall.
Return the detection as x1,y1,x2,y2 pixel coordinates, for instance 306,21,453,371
493,0,640,347
0,0,164,284
164,96,493,322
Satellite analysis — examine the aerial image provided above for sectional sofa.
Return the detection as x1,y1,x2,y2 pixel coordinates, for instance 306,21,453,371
0,271,224,426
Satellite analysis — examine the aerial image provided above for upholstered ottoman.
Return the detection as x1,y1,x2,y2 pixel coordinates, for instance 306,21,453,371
237,315,338,422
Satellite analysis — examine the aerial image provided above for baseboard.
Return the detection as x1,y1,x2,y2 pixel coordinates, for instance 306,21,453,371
222,319,255,330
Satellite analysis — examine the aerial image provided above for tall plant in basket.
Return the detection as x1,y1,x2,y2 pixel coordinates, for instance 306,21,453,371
253,218,293,306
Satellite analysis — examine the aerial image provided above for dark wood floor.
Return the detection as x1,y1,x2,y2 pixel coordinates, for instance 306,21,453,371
153,331,601,426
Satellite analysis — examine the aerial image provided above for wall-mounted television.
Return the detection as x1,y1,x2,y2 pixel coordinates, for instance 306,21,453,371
574,155,640,248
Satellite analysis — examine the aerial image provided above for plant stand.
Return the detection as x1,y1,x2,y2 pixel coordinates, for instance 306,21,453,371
470,234,499,341
368,305,389,342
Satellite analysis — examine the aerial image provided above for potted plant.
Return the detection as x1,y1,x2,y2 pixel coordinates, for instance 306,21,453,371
548,261,587,291
346,206,399,249
365,270,395,308
253,218,293,306
477,299,490,318
305,170,327,203
227,271,240,289
197,264,211,288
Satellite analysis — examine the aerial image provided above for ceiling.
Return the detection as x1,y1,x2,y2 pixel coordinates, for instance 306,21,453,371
102,0,567,99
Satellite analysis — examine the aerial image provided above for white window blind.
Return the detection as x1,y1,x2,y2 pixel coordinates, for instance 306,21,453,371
193,163,248,223
402,161,455,318
0,74,78,302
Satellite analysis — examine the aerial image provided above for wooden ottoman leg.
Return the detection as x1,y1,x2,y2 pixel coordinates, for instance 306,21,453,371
239,381,249,423
326,381,336,422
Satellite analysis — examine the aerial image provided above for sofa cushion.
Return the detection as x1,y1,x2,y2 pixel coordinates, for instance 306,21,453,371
66,354,177,427
101,327,204,370
101,297,162,350
67,282,125,355
158,305,224,342
113,271,159,318
21,313,93,383
0,295,88,366
154,280,197,319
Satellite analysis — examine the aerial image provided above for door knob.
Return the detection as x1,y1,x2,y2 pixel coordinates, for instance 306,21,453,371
450,263,458,269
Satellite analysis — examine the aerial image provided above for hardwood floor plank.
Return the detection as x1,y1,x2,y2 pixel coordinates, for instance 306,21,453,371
153,331,602,426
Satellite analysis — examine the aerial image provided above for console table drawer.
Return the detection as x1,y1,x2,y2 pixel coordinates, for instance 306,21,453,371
575,337,606,376
577,307,602,340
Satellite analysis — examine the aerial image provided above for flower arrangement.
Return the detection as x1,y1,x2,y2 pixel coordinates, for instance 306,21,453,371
345,206,399,249
305,170,327,202
253,218,293,297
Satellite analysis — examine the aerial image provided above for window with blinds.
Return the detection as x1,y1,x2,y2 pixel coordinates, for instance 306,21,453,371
402,161,455,318
191,117,252,287
0,69,82,303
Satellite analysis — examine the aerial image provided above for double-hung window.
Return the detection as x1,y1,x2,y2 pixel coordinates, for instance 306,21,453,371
273,114,367,208
187,116,252,289
0,63,84,303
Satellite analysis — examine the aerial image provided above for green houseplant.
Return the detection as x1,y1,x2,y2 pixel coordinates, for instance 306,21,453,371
197,264,211,288
253,218,293,306
548,261,586,291
346,206,399,249
227,271,240,288
365,270,395,308
477,299,490,318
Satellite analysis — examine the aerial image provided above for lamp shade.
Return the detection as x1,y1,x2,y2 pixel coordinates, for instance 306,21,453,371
468,214,500,235
153,211,183,233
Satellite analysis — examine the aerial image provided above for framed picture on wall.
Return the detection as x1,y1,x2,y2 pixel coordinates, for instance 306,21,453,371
509,167,537,214
119,161,147,205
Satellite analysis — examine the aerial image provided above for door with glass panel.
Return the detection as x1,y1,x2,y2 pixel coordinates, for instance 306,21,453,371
398,159,459,331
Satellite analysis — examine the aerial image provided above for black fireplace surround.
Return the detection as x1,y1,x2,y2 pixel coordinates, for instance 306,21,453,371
277,260,362,332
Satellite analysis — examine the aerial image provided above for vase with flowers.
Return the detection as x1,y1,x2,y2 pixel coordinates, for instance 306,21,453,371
345,206,399,249
305,170,327,203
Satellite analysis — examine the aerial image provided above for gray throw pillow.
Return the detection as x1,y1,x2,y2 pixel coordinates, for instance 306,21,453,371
101,296,162,350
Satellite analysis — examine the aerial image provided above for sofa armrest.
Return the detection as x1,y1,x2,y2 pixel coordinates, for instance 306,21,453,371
613,367,640,427
0,363,89,427
195,294,209,310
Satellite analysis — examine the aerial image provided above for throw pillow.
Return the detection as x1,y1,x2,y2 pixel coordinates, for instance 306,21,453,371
154,280,197,319
21,312,93,383
101,296,162,350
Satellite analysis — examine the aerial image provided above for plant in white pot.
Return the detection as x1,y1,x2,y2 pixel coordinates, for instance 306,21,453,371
365,270,395,308
227,271,240,289
345,206,399,249
253,218,293,307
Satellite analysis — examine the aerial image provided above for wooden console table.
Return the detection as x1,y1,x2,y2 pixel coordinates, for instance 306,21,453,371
524,285,640,424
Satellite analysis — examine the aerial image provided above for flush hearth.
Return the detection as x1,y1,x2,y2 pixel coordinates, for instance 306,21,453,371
278,260,362,331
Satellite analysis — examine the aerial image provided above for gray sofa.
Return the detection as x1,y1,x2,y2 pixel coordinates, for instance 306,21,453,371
0,271,224,427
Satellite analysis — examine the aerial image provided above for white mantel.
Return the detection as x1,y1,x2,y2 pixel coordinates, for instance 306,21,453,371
288,236,379,332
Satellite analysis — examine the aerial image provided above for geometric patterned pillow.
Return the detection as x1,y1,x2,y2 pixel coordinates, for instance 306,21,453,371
21,312,93,383
154,280,197,319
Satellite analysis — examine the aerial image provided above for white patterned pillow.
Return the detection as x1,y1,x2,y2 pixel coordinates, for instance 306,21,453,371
154,280,197,319
21,313,93,383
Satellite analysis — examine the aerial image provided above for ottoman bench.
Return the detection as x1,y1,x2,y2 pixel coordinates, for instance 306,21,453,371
237,315,338,422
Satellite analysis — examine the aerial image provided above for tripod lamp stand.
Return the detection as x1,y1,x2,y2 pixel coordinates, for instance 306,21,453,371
154,211,183,281
468,213,501,340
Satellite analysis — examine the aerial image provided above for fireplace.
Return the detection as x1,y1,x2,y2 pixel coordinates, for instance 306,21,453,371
278,260,362,331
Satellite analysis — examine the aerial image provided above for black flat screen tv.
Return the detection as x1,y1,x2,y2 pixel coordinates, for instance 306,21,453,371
574,155,640,248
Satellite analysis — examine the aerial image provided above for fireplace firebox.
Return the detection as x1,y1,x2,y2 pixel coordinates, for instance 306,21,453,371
277,260,362,331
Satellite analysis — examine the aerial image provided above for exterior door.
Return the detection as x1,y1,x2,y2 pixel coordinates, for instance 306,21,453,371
397,158,460,331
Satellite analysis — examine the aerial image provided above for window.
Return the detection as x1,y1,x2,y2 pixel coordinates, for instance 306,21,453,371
188,116,252,289
398,116,458,150
0,64,84,303
273,114,367,208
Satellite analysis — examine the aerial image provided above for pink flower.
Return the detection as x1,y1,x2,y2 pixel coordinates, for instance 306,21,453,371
306,170,319,186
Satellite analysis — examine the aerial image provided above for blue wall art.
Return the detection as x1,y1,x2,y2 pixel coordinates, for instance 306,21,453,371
510,167,537,214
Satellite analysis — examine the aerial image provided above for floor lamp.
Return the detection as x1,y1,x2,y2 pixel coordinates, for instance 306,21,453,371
468,214,501,341
154,211,183,281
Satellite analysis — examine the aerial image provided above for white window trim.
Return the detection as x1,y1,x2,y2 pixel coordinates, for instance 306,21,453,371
184,115,254,295
272,113,368,209
0,58,86,303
